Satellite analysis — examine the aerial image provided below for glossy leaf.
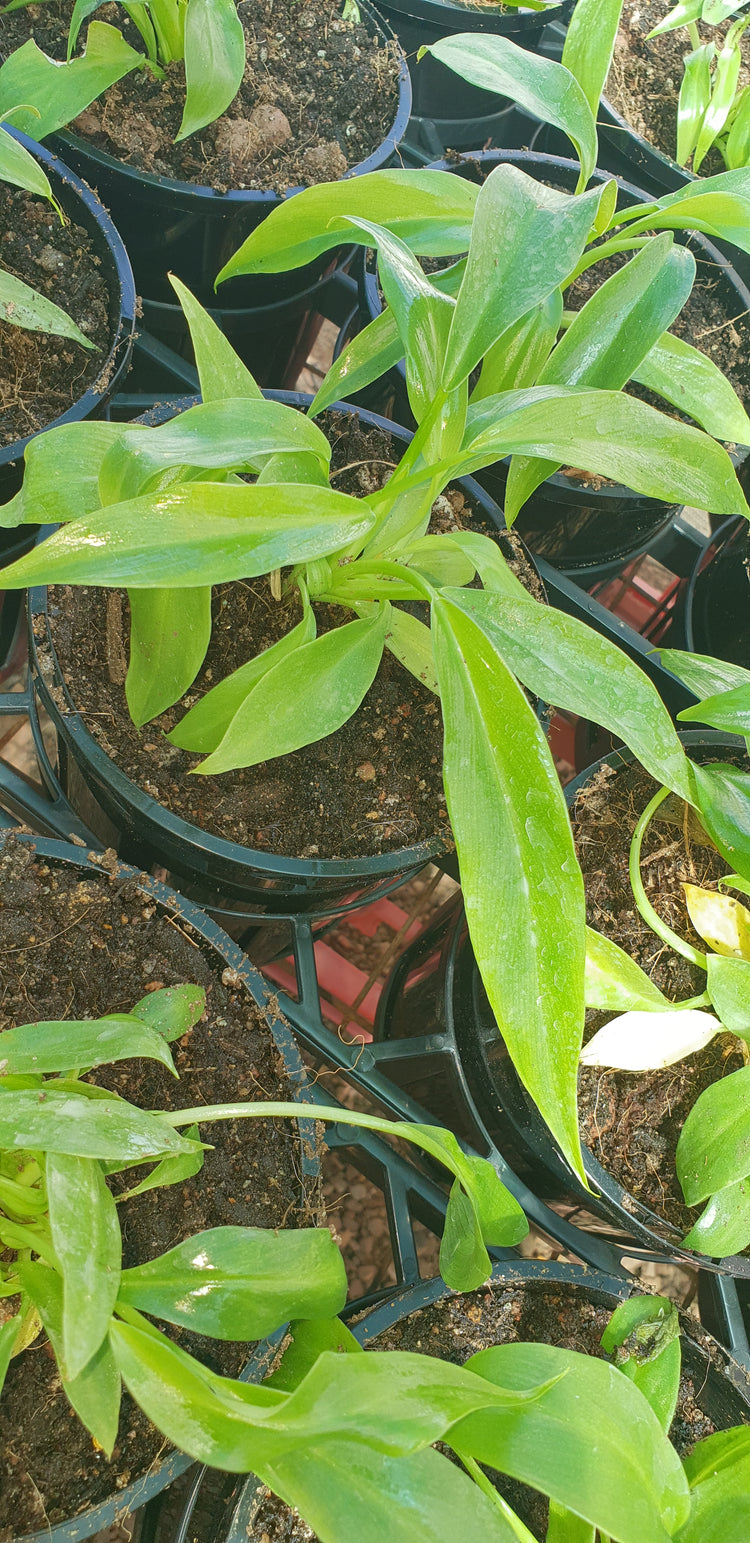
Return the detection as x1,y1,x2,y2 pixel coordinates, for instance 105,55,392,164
694,20,747,171
471,293,562,402
458,1342,690,1543
676,1064,750,1201
197,607,389,775
442,169,604,390
585,927,669,1011
0,419,124,530
677,44,715,166
0,25,144,139
683,881,750,956
634,173,750,255
0,483,375,590
47,1152,121,1378
0,1012,179,1076
117,1128,204,1202
216,170,479,281
130,984,206,1042
691,761,750,881
432,594,587,1181
662,647,750,696
682,1175,750,1254
18,1260,121,1454
725,83,750,168
169,275,262,402
600,1295,681,1433
0,267,95,347
633,330,750,443
118,1226,347,1338
0,1088,202,1161
268,1315,363,1392
179,0,245,140
681,680,750,735
0,120,58,207
580,1008,719,1069
126,585,212,724
561,0,624,115
676,1426,750,1540
384,606,438,694
423,35,597,186
707,951,750,1035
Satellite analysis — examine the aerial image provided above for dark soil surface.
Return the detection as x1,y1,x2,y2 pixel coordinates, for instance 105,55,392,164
573,751,749,1237
43,410,542,862
0,832,316,1537
2,0,400,194
0,182,114,448
606,0,750,175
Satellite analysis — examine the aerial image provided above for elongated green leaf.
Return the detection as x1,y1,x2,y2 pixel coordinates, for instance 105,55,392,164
423,35,597,187
443,169,604,391
725,84,750,168
458,1343,690,1543
662,647,750,696
169,275,262,402
471,293,562,402
440,586,694,800
676,1428,750,1540
118,1226,347,1338
196,607,389,774
0,1314,21,1400
269,1316,362,1392
0,419,124,530
130,983,206,1041
384,606,438,694
0,25,144,139
678,44,715,166
707,952,750,1036
562,0,625,114
585,928,669,1011
694,20,747,171
0,121,58,208
406,1124,527,1286
68,0,112,56
432,594,587,1181
684,1425,750,1485
178,0,245,140
0,1088,202,1161
546,1504,595,1543
118,1127,204,1201
126,585,212,725
99,397,330,504
0,483,375,590
692,762,750,880
18,1260,121,1454
0,1013,178,1076
600,1296,681,1433
681,680,750,733
170,600,316,754
648,0,702,35
47,1152,121,1378
682,1175,750,1253
633,330,750,443
632,174,750,254
0,267,95,347
677,1064,750,1201
217,170,479,282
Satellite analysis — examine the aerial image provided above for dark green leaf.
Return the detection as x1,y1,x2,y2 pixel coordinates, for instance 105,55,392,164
0,1088,203,1161
471,293,562,402
0,1013,178,1075
126,585,212,724
130,984,206,1042
0,24,144,138
677,1064,750,1201
46,1152,121,1378
18,1260,121,1454
682,1175,750,1254
179,0,246,139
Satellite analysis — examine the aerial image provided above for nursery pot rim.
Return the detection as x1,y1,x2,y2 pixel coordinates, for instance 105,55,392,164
0,129,137,473
49,0,411,211
683,514,749,657
374,0,571,32
2,831,319,1543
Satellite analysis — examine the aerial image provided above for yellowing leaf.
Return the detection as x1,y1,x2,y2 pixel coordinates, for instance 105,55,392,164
580,1009,720,1070
682,883,750,959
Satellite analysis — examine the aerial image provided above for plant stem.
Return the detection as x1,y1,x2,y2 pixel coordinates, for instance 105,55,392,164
456,1453,536,1542
566,237,653,285
629,787,707,970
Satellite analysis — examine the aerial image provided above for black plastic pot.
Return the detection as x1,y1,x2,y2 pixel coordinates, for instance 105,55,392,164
135,1259,750,1543
597,95,693,200
26,392,530,918
1,831,319,1543
0,129,136,512
351,146,750,578
685,516,750,668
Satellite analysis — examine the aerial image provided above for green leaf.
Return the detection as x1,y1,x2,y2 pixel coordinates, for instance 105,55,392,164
694,19,748,171
707,952,750,1035
196,608,389,775
216,170,479,282
634,172,750,254
692,762,750,881
585,928,669,1011
432,594,587,1182
0,1087,203,1161
676,1064,750,1201
471,293,562,402
312,305,405,417
98,397,330,504
422,35,597,188
130,983,206,1042
677,44,715,166
18,1260,121,1454
684,1424,750,1485
0,1013,179,1076
562,0,625,115
68,0,113,56
46,1152,121,1379
600,1296,681,1432
0,1314,20,1397
662,648,750,696
633,331,750,444
169,597,316,753
725,84,750,169
442,168,604,391
439,585,694,803
0,120,59,210
178,0,246,140
681,680,750,735
269,1316,363,1392
0,419,124,530
648,0,702,36
118,1225,347,1339
0,482,376,590
545,1504,595,1543
0,267,95,347
682,1175,750,1254
384,607,438,694
117,1127,204,1201
126,585,212,725
169,274,262,401
676,1426,750,1540
0,25,144,139
458,1342,690,1543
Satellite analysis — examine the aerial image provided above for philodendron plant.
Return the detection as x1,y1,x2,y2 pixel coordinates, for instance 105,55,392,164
1,265,748,1187
0,980,529,1472
0,0,245,144
576,647,750,1255
0,114,97,352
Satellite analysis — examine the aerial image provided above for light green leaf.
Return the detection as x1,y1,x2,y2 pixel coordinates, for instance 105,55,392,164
0,1314,21,1397
585,927,670,1011
0,120,59,210
117,1128,204,1202
0,25,144,139
694,19,748,171
676,1427,750,1540
471,293,562,403
0,419,124,530
169,275,262,401
600,1296,681,1433
633,330,750,443
130,983,206,1042
707,952,750,1035
678,44,715,166
677,1064,750,1201
432,594,587,1182
661,647,750,696
648,0,702,36
546,1504,595,1543
268,1315,363,1393
0,267,95,348
725,84,750,168
125,585,212,725
691,762,750,882
682,1175,750,1254
0,1088,203,1161
384,607,438,694
18,1260,121,1454
680,680,750,734
631,173,750,255
178,0,246,140
0,1013,178,1076
562,0,625,114
47,1153,121,1379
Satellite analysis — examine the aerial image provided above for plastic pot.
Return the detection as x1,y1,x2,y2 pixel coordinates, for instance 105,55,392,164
2,831,319,1543
596,94,693,199
684,516,750,668
27,392,533,918
0,129,136,512
352,146,750,577
135,1259,750,1543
